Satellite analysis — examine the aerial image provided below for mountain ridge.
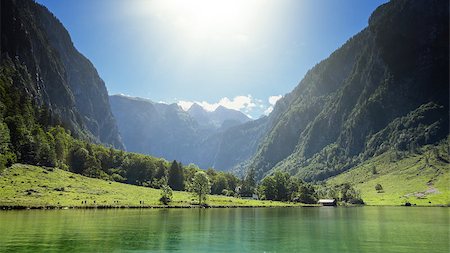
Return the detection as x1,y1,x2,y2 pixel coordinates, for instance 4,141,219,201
244,0,448,181
186,102,251,129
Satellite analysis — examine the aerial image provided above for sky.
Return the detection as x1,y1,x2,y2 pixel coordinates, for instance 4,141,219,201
36,0,387,118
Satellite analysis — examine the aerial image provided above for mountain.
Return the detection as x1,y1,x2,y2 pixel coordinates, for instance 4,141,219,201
244,0,448,181
110,95,254,169
109,95,200,162
1,0,123,148
210,116,270,174
187,103,211,128
187,103,251,129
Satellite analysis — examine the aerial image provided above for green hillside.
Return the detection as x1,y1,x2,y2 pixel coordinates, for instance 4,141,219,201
0,164,295,208
328,140,449,206
245,0,448,182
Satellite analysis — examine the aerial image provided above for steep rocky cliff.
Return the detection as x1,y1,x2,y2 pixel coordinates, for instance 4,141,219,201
246,0,448,180
1,0,123,148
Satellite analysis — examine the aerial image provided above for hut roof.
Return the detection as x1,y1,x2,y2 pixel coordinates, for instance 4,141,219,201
318,199,336,203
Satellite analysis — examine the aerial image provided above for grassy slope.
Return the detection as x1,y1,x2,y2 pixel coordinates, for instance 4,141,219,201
0,164,295,208
328,144,449,206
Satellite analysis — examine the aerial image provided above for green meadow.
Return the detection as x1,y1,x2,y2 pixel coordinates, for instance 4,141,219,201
0,164,295,208
329,143,449,206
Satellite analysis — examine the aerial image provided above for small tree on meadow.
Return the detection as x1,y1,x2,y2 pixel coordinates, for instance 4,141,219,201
375,183,383,192
191,171,210,205
159,184,173,205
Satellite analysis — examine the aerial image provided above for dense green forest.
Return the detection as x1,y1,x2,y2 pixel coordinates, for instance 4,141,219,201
256,170,363,204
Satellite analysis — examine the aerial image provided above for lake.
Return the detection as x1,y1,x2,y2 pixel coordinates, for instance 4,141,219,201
0,207,448,252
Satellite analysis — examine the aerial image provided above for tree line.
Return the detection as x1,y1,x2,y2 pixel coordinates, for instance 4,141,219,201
0,64,363,204
0,64,242,198
254,170,363,204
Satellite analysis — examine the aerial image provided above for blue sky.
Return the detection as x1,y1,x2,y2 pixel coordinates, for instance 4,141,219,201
36,0,386,118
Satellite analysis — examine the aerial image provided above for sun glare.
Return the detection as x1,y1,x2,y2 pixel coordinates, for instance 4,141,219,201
132,0,266,41
121,0,281,99
169,0,245,35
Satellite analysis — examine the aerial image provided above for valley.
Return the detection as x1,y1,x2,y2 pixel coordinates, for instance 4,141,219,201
0,0,448,208
0,0,448,251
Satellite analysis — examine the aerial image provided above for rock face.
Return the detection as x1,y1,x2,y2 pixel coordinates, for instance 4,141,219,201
109,95,200,162
1,0,124,148
245,0,449,180
110,95,254,169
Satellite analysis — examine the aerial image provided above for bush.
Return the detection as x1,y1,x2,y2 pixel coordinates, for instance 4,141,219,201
348,198,365,205
159,185,173,205
111,173,126,182
375,183,383,192
222,189,234,196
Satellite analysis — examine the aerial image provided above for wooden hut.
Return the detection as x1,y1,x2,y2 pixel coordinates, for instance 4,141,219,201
318,199,337,206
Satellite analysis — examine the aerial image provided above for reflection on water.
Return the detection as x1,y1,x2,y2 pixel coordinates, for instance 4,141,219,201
0,207,448,252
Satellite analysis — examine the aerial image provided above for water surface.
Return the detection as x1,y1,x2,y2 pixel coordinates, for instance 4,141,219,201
0,207,448,252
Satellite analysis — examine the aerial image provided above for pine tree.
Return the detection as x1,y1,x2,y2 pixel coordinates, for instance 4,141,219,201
168,160,184,190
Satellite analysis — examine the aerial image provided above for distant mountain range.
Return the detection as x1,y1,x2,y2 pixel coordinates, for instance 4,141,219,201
110,94,252,167
187,103,251,130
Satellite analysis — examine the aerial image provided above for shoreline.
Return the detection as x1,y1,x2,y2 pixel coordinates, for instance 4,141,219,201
0,204,305,210
1,204,447,210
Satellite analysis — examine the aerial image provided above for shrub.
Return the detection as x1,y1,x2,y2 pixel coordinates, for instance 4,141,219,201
159,185,173,205
375,183,383,192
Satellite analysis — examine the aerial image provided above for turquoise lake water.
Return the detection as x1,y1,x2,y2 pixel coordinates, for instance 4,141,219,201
0,207,448,252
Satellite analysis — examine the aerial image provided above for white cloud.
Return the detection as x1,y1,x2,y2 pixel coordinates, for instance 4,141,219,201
264,106,273,115
177,95,259,113
263,95,283,116
177,94,283,117
268,95,282,105
218,95,257,112
195,101,217,112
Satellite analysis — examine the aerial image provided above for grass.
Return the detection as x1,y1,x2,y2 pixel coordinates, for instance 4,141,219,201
0,164,296,208
2,142,448,208
328,143,449,206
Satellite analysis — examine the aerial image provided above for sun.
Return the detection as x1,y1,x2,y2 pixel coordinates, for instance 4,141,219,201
170,0,243,35
135,0,264,40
